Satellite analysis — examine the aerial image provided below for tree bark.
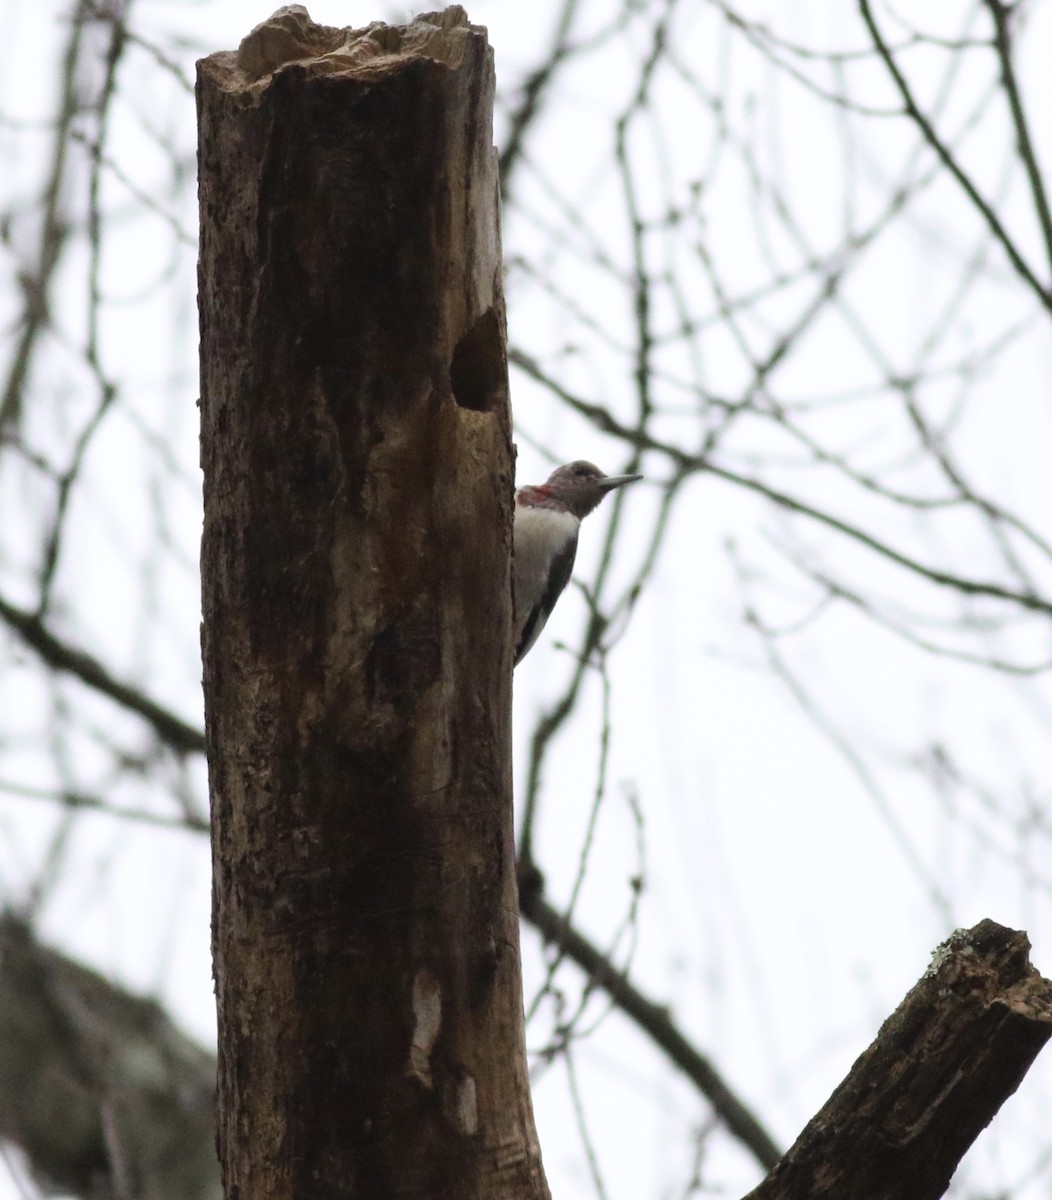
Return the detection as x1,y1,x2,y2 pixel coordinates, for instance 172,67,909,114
197,6,547,1200
745,919,1052,1200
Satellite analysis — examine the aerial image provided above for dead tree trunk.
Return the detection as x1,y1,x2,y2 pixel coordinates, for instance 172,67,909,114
744,920,1052,1200
197,7,548,1199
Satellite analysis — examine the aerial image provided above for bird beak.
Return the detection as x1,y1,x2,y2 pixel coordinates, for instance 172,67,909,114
597,472,643,492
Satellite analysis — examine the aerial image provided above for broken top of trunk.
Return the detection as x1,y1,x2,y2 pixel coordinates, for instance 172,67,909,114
232,5,481,85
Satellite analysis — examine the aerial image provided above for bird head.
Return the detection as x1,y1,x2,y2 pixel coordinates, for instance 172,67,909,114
542,460,643,519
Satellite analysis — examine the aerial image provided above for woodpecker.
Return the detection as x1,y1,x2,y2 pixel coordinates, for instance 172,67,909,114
513,460,642,665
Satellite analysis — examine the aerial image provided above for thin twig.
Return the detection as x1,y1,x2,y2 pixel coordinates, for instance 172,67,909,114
519,881,783,1172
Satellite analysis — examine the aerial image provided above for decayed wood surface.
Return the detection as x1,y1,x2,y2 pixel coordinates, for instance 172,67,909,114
744,919,1052,1200
198,6,547,1199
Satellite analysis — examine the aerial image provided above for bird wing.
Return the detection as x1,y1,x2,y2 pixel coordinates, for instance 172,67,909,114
514,533,578,665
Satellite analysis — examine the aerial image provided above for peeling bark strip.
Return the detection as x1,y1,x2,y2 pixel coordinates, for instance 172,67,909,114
198,7,548,1200
745,920,1052,1200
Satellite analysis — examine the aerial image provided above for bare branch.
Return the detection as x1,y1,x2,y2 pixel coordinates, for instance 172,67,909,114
0,0,94,429
984,0,1052,278
519,874,783,1173
499,0,581,191
0,592,204,755
744,920,1052,1199
859,0,1052,311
